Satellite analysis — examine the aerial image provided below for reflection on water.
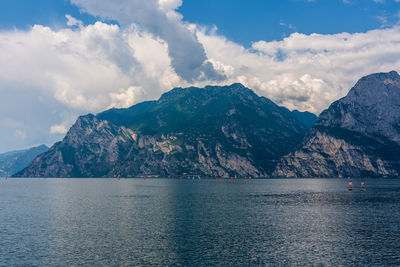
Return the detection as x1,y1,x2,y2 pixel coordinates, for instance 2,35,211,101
0,178,400,266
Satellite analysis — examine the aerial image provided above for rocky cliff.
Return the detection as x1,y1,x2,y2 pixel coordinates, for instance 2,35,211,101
16,83,312,178
274,71,400,178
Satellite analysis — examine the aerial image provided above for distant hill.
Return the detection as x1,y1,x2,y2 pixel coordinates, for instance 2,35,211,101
15,83,311,178
0,145,48,176
291,110,318,128
274,71,400,178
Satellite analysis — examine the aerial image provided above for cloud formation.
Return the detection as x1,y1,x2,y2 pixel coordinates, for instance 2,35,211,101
71,0,224,82
0,20,182,151
197,26,400,112
50,124,68,135
0,0,400,152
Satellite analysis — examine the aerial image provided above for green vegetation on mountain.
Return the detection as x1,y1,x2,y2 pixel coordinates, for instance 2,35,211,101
16,83,311,177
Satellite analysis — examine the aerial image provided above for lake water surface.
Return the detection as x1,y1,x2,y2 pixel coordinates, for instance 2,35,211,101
1,178,400,266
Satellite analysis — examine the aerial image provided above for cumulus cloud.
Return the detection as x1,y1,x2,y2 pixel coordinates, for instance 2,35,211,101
196,26,400,113
70,0,224,82
1,0,400,152
0,19,183,151
109,86,145,109
0,21,182,110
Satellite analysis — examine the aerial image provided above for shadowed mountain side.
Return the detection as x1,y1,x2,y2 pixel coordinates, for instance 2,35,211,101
15,83,311,178
291,110,318,128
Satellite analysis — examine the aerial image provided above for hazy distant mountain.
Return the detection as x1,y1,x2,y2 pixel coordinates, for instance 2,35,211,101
0,145,48,176
15,83,311,178
291,110,318,128
274,71,400,178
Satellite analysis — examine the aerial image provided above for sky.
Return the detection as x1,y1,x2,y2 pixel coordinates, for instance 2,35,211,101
0,0,400,153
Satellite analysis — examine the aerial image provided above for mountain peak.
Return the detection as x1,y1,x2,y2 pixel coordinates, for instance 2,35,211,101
318,71,400,130
204,83,246,90
16,83,310,178
347,70,400,98
158,83,251,104
274,70,400,178
362,70,399,80
33,144,49,151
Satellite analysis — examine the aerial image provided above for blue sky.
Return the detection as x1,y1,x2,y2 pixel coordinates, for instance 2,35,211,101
1,0,399,45
0,0,400,153
0,0,90,29
179,0,400,45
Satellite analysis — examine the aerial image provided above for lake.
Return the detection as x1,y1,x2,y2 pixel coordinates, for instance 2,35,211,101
0,178,400,266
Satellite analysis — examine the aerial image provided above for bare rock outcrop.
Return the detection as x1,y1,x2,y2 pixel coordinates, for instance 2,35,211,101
16,83,312,178
274,71,400,178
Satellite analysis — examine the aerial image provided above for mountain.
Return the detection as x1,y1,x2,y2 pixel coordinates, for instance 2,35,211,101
0,145,48,176
15,83,312,178
291,110,318,128
274,71,400,178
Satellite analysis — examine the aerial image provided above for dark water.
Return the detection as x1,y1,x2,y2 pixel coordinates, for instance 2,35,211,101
1,178,400,266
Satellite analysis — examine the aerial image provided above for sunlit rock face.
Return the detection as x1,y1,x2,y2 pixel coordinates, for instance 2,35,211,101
16,83,311,178
274,71,400,178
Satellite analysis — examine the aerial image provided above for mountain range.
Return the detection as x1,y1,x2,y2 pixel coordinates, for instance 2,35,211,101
0,145,48,177
15,71,400,178
15,83,314,178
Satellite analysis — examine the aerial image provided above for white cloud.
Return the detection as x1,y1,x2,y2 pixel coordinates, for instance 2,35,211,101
65,14,83,28
196,26,400,113
50,124,68,135
1,0,400,152
70,0,223,82
0,20,184,152
280,21,296,31
377,15,389,27
0,22,182,111
108,86,145,109
158,0,183,13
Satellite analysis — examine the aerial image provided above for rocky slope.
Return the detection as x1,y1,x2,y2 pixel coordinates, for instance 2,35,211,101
16,83,312,178
0,145,48,176
274,71,400,178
